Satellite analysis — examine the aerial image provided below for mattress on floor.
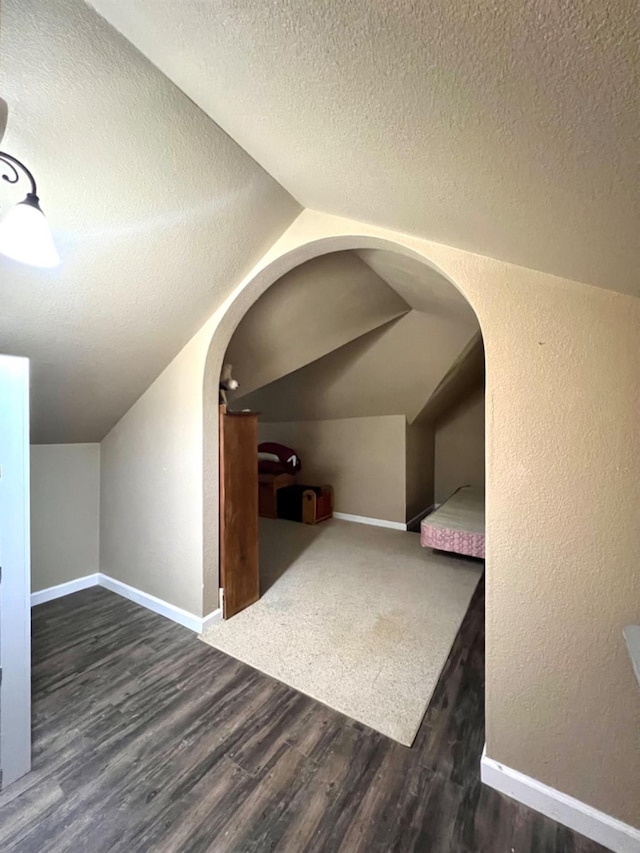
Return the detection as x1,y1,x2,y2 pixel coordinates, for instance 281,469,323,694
420,486,485,558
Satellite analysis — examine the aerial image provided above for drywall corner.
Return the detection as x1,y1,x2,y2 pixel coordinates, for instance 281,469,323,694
100,328,209,617
30,443,100,593
405,420,435,523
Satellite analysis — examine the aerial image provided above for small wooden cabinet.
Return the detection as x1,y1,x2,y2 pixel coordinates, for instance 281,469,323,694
275,484,334,524
219,406,259,619
258,472,296,518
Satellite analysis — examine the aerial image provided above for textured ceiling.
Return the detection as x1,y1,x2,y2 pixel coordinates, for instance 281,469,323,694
356,250,478,328
0,0,300,442
0,99,7,141
89,0,640,295
4,0,638,442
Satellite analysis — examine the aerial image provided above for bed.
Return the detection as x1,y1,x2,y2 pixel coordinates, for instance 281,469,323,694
420,486,485,558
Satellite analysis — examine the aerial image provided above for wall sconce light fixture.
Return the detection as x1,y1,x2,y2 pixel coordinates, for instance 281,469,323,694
0,151,60,268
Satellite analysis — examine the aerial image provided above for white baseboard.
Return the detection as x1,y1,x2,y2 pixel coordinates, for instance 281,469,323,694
333,512,406,531
30,573,221,634
201,608,222,632
99,574,220,633
31,573,100,607
481,747,640,853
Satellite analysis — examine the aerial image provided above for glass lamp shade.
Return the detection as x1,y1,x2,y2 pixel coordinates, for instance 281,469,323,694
0,194,60,268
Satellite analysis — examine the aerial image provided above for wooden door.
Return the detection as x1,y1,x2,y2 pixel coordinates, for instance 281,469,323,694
219,408,259,618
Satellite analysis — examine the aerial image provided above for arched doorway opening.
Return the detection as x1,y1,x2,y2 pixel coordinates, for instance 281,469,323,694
201,236,486,744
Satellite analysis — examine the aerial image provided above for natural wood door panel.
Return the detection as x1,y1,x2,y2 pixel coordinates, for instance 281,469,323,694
219,407,259,618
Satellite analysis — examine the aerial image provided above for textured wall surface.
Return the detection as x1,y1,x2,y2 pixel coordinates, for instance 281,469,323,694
30,444,100,592
199,210,640,828
0,0,299,443
434,388,485,503
99,328,209,616
259,416,407,524
226,252,408,398
241,310,474,423
405,422,435,522
416,332,484,425
90,0,640,295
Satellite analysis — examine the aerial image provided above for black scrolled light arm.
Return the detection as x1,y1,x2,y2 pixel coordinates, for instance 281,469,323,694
0,151,38,199
0,147,59,267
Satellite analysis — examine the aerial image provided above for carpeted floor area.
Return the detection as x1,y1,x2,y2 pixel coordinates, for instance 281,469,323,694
201,518,482,745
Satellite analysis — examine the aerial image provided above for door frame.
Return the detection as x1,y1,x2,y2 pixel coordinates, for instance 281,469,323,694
0,355,31,788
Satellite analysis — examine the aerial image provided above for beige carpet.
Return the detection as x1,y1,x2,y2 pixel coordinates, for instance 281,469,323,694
201,518,482,745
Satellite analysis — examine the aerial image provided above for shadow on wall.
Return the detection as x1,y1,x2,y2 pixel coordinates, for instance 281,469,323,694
229,316,405,418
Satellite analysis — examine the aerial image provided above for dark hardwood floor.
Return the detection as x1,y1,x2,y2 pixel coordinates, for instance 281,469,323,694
0,579,607,852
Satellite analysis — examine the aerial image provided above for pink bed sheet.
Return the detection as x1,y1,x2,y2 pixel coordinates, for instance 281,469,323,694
420,524,485,558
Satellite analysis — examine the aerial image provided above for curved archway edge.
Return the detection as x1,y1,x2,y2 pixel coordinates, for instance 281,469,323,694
201,219,487,614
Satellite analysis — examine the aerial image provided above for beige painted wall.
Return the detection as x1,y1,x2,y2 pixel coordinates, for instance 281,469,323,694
259,416,406,523
242,310,475,423
100,329,209,616
405,422,435,522
30,444,100,592
416,332,484,424
434,388,485,503
226,252,408,398
101,209,640,829
200,210,640,828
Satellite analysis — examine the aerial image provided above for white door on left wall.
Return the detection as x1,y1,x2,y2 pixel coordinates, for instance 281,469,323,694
0,355,31,788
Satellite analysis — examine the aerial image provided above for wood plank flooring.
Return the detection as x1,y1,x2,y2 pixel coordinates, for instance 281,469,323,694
0,579,608,852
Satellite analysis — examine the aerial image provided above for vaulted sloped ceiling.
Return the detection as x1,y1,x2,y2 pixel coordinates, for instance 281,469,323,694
235,310,477,424
225,252,410,397
355,250,479,326
3,0,638,443
0,0,300,442
89,0,640,296
415,332,485,425
226,249,480,423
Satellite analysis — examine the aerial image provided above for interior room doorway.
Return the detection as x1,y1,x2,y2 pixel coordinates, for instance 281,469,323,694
202,246,486,745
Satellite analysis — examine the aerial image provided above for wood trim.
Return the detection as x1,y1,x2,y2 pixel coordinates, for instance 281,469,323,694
218,406,228,594
219,410,259,619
